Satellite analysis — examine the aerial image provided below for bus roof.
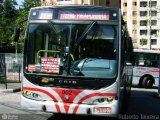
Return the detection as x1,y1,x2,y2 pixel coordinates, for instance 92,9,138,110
134,49,160,54
30,5,119,11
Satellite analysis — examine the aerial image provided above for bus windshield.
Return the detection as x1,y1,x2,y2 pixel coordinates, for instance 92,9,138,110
25,22,118,79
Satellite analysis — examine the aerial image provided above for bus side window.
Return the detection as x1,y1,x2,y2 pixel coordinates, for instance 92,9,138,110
151,61,158,67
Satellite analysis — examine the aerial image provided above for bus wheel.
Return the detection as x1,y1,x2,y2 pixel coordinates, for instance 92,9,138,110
142,76,154,88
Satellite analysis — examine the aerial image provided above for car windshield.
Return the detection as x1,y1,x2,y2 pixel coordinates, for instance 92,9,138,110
25,22,118,78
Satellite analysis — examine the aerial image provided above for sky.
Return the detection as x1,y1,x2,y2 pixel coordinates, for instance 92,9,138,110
16,0,24,8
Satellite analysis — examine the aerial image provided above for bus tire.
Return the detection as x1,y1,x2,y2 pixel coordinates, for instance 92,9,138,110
142,76,154,88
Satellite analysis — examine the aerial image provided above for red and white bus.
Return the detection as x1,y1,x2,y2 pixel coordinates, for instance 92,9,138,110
133,49,160,88
15,5,133,117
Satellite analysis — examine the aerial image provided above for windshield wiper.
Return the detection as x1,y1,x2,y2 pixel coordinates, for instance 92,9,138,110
48,20,58,34
75,21,97,47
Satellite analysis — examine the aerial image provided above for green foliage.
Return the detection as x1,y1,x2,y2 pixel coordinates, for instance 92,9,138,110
0,0,17,52
3,0,17,19
22,0,40,11
140,38,148,45
0,0,40,53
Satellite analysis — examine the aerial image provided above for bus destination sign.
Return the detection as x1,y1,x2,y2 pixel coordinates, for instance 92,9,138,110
59,10,110,20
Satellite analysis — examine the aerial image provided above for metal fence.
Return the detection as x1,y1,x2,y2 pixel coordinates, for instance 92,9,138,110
0,53,6,88
0,53,23,82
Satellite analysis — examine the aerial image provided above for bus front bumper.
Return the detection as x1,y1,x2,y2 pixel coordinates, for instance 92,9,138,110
21,95,119,117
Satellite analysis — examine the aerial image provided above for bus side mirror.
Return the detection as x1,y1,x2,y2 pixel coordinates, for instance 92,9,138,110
14,26,20,42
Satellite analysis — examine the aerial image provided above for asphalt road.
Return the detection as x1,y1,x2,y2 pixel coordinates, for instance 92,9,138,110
0,87,160,120
122,88,160,120
126,88,160,114
0,92,52,120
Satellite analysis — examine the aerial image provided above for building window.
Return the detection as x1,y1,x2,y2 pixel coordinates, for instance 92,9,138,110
140,30,147,35
151,11,157,16
151,39,157,45
140,38,147,45
140,11,147,16
132,20,137,25
151,30,157,35
140,1,147,7
140,20,148,26
133,2,137,6
149,1,157,7
151,20,157,26
123,2,127,7
123,12,127,16
132,11,137,16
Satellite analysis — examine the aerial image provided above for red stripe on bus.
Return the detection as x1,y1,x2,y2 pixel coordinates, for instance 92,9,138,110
53,88,83,113
23,87,61,113
73,93,117,114
150,69,160,72
63,103,71,113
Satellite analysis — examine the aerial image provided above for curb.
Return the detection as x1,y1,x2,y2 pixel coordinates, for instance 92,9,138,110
0,89,13,93
0,87,21,93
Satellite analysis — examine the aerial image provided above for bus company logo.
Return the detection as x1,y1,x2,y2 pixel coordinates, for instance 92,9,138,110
65,95,70,101
2,114,7,120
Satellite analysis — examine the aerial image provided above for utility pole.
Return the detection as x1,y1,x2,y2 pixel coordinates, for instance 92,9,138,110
149,0,152,50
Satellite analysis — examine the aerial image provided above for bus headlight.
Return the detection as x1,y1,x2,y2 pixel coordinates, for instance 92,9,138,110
22,90,41,100
93,97,114,104
106,97,114,102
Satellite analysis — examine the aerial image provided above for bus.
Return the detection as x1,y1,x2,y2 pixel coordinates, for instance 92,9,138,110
14,5,133,117
133,49,160,88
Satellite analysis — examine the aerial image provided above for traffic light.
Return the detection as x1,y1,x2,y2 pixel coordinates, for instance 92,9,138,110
14,26,20,42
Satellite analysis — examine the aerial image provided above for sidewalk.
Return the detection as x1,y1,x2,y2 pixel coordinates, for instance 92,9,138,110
0,82,21,93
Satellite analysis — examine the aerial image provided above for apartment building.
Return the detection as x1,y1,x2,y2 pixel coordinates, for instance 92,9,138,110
121,0,160,50
41,0,120,8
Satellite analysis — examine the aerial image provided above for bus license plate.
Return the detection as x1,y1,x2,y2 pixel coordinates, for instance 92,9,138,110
94,107,112,113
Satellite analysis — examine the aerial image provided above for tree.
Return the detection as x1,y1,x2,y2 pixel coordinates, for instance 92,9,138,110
0,0,40,53
0,0,17,52
21,0,40,10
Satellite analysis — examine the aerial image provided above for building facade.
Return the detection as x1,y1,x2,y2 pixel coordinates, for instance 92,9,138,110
121,0,160,50
41,0,120,8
